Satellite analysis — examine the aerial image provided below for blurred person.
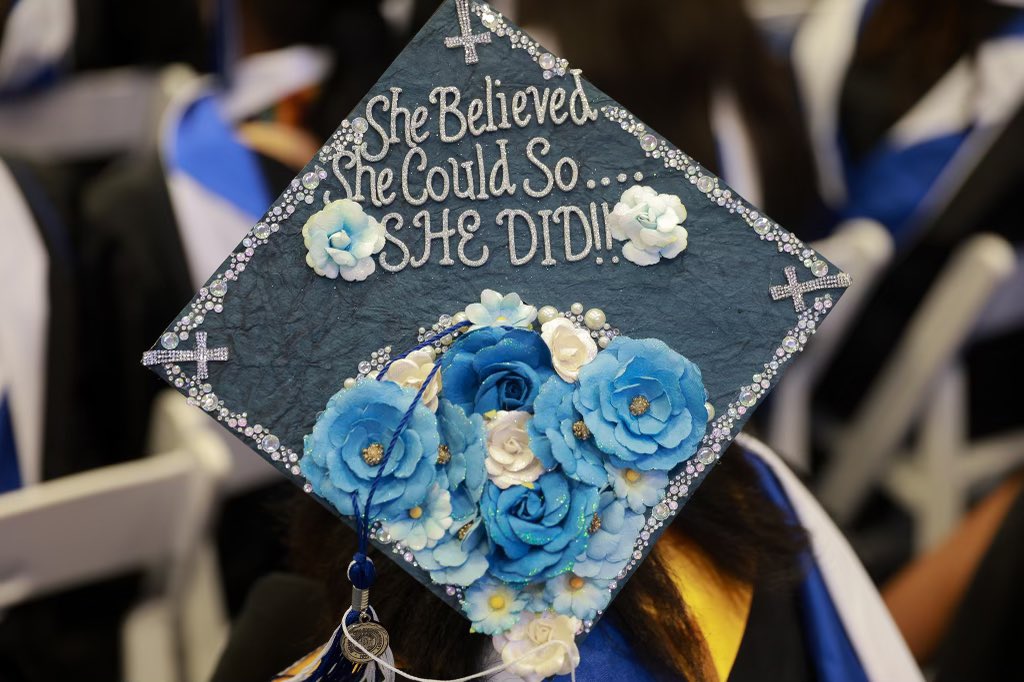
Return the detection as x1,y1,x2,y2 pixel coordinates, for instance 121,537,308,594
518,0,824,238
0,3,426,680
793,0,1024,245
797,0,1024,480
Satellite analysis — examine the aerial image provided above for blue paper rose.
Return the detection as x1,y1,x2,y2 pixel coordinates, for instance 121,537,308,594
529,377,611,489
440,327,555,416
481,473,600,584
435,400,488,521
415,517,489,587
300,381,439,521
574,337,708,471
573,491,646,580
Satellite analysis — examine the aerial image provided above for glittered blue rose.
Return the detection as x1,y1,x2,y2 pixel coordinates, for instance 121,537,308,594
529,377,611,489
435,400,487,521
440,327,555,416
575,337,708,471
300,381,438,521
481,473,600,584
573,491,646,580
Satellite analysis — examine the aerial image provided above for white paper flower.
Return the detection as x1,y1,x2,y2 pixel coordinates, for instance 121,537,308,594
540,318,598,383
492,611,581,682
608,185,689,266
384,348,441,412
302,199,385,281
466,289,538,329
485,411,545,489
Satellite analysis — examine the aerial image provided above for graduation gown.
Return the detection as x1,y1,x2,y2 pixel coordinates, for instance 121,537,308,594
212,437,921,682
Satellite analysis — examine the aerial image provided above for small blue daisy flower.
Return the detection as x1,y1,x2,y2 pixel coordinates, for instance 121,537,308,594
544,573,612,621
606,463,668,513
462,579,528,636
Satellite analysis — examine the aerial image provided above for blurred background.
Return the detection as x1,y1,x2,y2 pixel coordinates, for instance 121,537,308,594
0,0,1021,680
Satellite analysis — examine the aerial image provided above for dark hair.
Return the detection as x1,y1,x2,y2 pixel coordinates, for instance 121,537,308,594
287,445,807,680
517,0,821,234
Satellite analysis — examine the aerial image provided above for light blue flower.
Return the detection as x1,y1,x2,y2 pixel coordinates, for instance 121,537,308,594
606,463,668,513
481,473,600,584
543,573,612,621
465,289,537,328
382,483,452,552
440,326,554,416
573,491,647,580
414,516,489,587
529,377,611,489
462,579,528,635
302,199,385,281
300,381,438,522
435,400,487,521
521,583,550,613
574,336,708,472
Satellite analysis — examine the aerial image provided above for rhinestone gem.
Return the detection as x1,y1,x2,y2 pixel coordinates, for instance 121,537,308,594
640,134,658,151
697,447,715,465
738,388,757,407
782,336,800,353
481,12,497,28
200,393,218,411
161,332,179,350
811,260,828,277
352,117,369,133
209,279,228,298
358,360,372,374
753,216,771,235
301,172,320,190
538,52,556,70
261,434,280,453
696,176,714,193
652,503,670,521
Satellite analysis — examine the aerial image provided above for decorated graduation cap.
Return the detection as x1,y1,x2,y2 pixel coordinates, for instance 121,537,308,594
142,1,851,679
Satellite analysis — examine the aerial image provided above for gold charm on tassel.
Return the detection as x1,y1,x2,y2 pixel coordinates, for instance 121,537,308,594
342,586,391,666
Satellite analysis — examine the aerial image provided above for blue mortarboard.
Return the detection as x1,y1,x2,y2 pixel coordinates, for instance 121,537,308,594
142,1,850,679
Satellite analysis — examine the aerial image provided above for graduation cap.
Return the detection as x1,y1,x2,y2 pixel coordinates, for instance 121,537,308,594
142,1,851,679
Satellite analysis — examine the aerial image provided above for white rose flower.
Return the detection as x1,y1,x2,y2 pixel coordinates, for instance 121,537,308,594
384,348,441,411
492,612,581,682
301,199,386,281
541,318,598,383
485,411,545,489
608,185,689,267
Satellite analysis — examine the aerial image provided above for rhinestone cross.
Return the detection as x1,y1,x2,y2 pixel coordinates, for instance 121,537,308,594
444,0,491,65
770,266,852,312
142,331,229,380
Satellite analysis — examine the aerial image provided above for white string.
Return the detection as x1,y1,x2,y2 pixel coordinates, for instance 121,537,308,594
340,608,578,682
